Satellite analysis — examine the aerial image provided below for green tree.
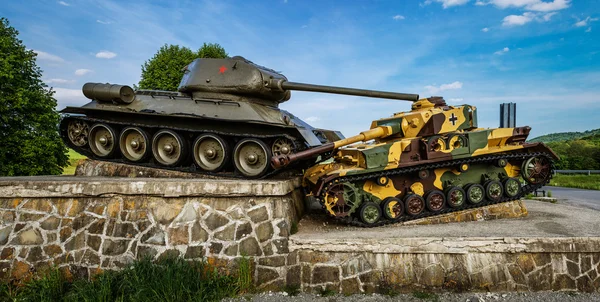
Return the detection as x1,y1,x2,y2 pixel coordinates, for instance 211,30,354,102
0,17,68,176
138,43,228,91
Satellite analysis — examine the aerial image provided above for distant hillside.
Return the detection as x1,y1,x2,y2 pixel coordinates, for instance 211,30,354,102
528,128,600,143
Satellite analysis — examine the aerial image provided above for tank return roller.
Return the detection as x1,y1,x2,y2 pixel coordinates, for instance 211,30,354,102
267,79,419,102
82,83,136,104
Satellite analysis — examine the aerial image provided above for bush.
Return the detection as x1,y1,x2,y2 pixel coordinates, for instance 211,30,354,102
2,257,246,302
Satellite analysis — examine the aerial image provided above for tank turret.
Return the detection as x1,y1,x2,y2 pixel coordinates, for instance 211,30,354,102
272,97,481,168
178,56,420,104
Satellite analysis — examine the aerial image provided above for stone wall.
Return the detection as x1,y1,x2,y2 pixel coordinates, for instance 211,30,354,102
288,238,600,293
0,177,303,284
2,176,599,293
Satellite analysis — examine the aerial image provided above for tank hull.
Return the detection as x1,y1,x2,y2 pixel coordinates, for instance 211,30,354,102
60,91,343,178
300,126,558,227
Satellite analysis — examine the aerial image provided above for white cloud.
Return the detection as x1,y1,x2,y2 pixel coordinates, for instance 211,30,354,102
502,11,560,26
305,116,320,122
58,1,69,6
96,20,112,25
502,12,535,26
585,27,592,32
425,81,463,94
494,47,510,55
526,0,570,12
432,0,470,8
52,88,86,109
575,16,599,27
392,15,405,20
75,69,93,76
46,78,75,84
481,27,490,32
448,98,464,102
95,51,117,59
542,12,557,21
487,0,570,12
475,0,487,5
33,50,65,63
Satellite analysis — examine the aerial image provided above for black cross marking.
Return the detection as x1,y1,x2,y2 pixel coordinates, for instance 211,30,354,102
449,113,458,126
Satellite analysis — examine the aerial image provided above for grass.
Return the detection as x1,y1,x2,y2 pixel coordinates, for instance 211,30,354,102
318,287,336,297
1,257,247,302
548,174,600,190
62,148,86,175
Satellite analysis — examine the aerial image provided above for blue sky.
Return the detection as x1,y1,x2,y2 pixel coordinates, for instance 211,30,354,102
2,0,599,138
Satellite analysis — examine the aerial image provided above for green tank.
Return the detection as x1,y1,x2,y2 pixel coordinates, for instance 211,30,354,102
61,56,418,178
272,97,559,226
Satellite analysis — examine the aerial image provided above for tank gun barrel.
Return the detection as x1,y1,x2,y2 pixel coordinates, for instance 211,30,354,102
271,125,397,169
268,79,419,102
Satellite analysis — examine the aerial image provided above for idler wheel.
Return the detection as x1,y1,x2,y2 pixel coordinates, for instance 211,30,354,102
359,202,382,225
446,186,466,208
233,138,271,178
88,123,118,158
425,190,446,212
67,120,89,147
521,156,551,185
485,180,504,202
404,194,425,216
382,197,404,220
465,184,485,204
271,138,294,156
152,129,187,166
503,178,521,198
119,127,150,162
193,134,229,172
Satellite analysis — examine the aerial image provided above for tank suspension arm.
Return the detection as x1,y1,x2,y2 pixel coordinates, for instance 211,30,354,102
271,126,391,169
267,79,419,102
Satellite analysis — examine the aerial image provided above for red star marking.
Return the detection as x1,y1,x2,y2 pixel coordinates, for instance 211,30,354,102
219,65,227,74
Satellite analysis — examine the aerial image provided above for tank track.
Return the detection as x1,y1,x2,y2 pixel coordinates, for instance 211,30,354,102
60,115,305,179
318,151,554,228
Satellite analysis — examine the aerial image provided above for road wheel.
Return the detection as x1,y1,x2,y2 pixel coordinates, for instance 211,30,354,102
89,123,118,158
119,127,150,162
485,180,503,202
404,194,425,216
446,186,466,208
152,129,188,166
425,190,445,212
359,202,382,225
382,197,403,220
193,134,229,172
503,178,521,198
233,138,271,178
465,184,485,204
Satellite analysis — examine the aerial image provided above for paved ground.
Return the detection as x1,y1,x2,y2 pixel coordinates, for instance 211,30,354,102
542,186,600,211
295,199,600,240
224,291,600,302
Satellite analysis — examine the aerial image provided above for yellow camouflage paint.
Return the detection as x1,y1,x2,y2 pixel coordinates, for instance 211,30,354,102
323,193,338,216
386,199,401,218
410,182,424,196
363,180,402,200
503,162,520,178
385,141,407,168
433,168,461,189
440,108,467,133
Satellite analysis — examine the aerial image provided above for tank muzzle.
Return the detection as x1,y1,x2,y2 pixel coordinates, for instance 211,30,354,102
82,83,135,104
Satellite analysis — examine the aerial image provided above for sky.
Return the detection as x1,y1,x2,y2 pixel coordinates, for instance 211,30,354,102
2,0,600,139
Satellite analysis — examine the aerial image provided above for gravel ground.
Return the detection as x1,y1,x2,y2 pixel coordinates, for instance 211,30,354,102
223,291,600,302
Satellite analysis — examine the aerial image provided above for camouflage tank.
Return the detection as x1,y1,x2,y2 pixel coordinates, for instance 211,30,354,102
59,56,348,178
272,97,558,226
